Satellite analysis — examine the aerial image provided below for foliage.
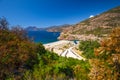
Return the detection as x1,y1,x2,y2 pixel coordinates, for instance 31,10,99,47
0,17,90,80
105,6,120,13
0,17,9,30
0,29,90,80
0,18,46,79
23,55,90,80
89,27,120,80
11,26,28,40
79,40,100,59
85,27,111,37
0,29,41,79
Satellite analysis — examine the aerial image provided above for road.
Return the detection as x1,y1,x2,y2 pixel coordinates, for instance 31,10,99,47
60,47,84,60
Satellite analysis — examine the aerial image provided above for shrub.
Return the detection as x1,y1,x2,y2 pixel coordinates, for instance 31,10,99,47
79,40,100,59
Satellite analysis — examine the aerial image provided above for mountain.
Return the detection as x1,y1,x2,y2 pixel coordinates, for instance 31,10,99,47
58,6,120,40
25,24,71,32
46,24,72,32
25,26,45,31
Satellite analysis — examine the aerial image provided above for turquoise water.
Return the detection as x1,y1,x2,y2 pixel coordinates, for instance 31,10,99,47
27,31,60,44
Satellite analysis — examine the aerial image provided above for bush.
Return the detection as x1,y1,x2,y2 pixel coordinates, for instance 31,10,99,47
89,27,120,80
79,40,100,59
0,17,91,80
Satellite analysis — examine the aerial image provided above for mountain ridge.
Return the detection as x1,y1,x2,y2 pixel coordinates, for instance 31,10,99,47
58,6,120,40
46,24,72,32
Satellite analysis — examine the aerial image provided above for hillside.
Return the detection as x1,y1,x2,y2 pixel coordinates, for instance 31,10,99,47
25,26,45,31
58,6,120,40
46,24,72,32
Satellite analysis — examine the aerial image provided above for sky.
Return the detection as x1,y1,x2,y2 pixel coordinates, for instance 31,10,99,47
0,0,120,28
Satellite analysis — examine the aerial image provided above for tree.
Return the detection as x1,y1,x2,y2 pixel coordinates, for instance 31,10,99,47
0,24,41,79
0,17,9,30
11,25,28,40
79,40,100,59
89,27,120,80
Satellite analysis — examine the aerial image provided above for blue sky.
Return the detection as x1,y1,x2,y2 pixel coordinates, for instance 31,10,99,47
0,0,120,28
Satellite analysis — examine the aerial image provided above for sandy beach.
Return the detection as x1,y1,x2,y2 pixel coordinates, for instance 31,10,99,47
44,40,84,60
44,40,74,48
44,40,73,54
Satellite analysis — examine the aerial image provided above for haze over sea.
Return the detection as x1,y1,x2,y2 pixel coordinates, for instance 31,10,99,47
27,31,60,44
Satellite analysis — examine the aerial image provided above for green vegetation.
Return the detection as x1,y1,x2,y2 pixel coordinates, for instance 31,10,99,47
0,17,90,80
1,15,120,80
80,19,90,26
89,27,120,80
63,34,68,38
79,27,120,80
23,54,90,80
105,6,120,13
0,17,40,80
79,40,100,59
85,27,111,37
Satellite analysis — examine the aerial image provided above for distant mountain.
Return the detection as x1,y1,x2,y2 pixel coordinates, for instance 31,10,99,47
58,6,120,40
25,24,71,32
25,26,45,31
46,24,72,32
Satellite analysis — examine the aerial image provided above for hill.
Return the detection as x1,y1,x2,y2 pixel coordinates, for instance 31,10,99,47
25,25,71,32
46,24,72,32
58,6,120,40
25,26,45,31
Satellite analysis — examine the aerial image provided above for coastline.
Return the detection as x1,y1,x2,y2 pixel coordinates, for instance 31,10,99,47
43,40,84,60
43,40,79,46
44,40,72,46
43,40,72,55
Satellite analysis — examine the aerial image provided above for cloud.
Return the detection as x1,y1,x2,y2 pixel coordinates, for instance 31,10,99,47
89,15,94,18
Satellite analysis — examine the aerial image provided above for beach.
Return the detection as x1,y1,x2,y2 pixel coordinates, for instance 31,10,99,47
44,40,84,60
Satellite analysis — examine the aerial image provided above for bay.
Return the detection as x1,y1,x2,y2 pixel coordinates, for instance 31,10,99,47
27,31,60,44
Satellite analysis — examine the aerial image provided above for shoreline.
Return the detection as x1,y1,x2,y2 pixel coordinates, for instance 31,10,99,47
43,40,78,54
44,40,71,45
43,40,84,60
43,40,79,45
43,40,79,48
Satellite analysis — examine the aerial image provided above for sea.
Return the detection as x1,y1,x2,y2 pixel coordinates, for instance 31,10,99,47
27,30,60,44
